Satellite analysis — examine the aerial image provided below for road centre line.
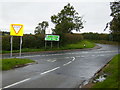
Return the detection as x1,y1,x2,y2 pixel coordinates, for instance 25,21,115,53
63,61,72,66
2,78,31,89
47,59,56,62
40,67,60,75
63,57,75,66
3,57,76,89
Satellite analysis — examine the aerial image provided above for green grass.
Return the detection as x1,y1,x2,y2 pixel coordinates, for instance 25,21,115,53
2,40,96,54
64,40,95,49
92,54,120,88
0,58,35,70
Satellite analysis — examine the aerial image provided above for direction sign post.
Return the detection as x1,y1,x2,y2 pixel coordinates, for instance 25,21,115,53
45,35,60,41
10,24,24,57
19,36,22,57
45,35,60,48
51,41,52,48
10,36,13,57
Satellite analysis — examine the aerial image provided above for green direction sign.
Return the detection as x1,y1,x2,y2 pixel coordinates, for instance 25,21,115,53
45,35,60,41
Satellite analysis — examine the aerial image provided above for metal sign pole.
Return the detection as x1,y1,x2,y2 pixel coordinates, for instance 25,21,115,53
58,41,59,48
51,41,52,48
10,36,13,57
19,36,22,57
45,41,47,49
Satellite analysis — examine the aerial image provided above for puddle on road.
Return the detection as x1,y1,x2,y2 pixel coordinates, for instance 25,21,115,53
92,73,107,83
79,73,108,88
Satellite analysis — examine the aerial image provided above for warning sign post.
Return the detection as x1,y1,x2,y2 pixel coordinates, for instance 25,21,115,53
10,24,24,57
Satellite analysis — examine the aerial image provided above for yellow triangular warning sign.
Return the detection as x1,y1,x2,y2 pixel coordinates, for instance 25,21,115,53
12,25,22,34
10,24,24,36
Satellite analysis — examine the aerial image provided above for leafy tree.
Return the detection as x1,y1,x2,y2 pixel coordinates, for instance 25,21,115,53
51,3,84,34
110,1,120,32
104,1,120,41
34,21,49,34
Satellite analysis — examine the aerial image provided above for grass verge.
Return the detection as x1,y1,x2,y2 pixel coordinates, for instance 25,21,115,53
91,54,120,88
64,40,95,49
0,58,35,70
2,40,95,54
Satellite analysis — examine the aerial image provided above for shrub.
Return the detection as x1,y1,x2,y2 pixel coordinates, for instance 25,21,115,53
2,33,83,51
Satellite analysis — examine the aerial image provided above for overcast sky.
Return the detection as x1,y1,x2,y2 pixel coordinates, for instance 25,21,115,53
0,0,115,34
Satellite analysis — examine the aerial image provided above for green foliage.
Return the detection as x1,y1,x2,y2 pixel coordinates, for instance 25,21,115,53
1,58,35,70
110,15,120,42
110,1,120,42
2,33,83,51
51,3,84,34
92,54,120,88
82,32,109,41
34,21,49,34
2,35,11,50
60,33,83,45
2,40,95,54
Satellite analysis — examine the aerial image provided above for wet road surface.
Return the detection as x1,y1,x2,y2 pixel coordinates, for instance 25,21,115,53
2,44,119,88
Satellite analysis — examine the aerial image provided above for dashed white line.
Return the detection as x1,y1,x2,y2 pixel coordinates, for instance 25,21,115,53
63,61,72,66
2,78,31,89
47,59,56,62
99,55,105,56
40,67,60,75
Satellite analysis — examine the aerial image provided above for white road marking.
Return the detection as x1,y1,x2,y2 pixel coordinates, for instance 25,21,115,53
65,57,70,59
72,57,75,61
63,61,72,66
40,67,60,75
17,50,117,58
81,56,85,57
51,60,56,62
63,57,75,66
99,55,105,56
2,78,31,89
47,59,56,62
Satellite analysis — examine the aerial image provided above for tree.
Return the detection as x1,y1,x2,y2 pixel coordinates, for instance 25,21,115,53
110,1,120,32
51,3,84,34
34,21,49,34
104,1,120,41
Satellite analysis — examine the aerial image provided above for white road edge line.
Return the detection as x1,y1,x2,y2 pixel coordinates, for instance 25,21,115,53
2,78,31,89
40,67,60,75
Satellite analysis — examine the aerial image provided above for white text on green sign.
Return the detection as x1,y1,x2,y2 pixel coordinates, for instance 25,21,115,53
45,35,60,41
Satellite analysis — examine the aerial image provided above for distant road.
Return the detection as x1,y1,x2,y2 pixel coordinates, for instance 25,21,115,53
2,44,119,88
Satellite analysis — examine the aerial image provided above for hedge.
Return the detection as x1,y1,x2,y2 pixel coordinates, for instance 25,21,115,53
2,34,83,51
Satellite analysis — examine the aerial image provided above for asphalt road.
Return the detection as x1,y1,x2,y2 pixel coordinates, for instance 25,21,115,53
2,44,119,89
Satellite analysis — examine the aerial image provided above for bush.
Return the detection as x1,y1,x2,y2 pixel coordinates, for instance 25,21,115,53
2,33,83,51
60,33,83,46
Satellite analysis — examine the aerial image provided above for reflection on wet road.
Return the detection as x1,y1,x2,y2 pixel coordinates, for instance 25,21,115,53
2,44,119,88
